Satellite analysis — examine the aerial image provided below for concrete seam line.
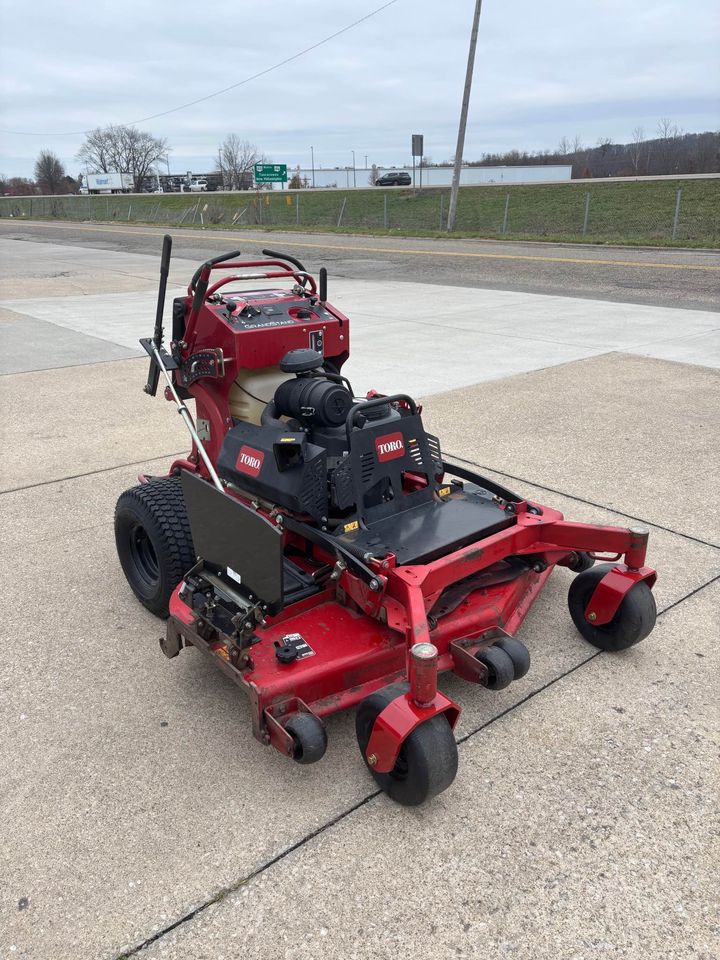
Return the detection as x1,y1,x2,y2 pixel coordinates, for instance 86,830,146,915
0,353,144,377
3,220,719,272
110,570,720,959
114,790,383,959
0,452,187,496
445,451,720,552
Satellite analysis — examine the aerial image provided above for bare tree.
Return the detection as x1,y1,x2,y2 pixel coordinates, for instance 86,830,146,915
77,125,169,191
219,135,264,190
571,135,584,154
34,150,66,194
628,126,644,174
6,177,36,196
657,117,675,140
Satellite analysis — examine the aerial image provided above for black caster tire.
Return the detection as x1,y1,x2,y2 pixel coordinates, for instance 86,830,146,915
475,645,515,690
115,477,195,618
356,683,458,806
566,551,595,573
568,562,657,652
285,712,328,765
495,637,531,680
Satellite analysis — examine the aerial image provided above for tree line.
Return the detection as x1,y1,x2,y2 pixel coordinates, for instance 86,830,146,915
1,127,266,195
2,120,718,196
463,122,719,179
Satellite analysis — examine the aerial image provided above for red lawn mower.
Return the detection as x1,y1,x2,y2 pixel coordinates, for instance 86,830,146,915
115,236,658,806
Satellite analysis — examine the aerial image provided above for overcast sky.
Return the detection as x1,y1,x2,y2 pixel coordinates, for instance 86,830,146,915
0,0,718,179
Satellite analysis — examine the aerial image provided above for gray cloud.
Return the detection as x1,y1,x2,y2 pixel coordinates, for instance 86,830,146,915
1,0,718,178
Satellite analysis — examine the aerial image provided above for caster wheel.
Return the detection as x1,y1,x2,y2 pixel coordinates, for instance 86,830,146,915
566,551,595,573
495,637,531,680
475,645,515,690
356,683,458,806
568,563,657,652
285,712,327,765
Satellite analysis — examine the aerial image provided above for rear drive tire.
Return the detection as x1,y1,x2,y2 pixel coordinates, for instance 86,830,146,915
568,563,657,651
475,645,515,690
356,683,458,806
115,476,195,618
285,712,328,765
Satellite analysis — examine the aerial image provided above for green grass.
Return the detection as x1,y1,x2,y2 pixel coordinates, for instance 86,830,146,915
1,177,718,247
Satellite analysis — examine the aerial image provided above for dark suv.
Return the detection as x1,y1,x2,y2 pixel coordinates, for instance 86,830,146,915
375,171,412,186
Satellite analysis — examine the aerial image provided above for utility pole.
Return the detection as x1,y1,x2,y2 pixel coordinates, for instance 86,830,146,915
351,149,356,188
447,0,483,231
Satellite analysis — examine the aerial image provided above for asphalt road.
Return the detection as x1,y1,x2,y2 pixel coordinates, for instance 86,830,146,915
1,219,718,310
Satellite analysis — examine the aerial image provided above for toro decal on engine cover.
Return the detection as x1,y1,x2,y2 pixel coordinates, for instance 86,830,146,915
375,432,405,463
235,445,265,477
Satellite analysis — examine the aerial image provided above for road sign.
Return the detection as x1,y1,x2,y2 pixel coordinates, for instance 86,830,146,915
254,163,288,183
411,134,424,157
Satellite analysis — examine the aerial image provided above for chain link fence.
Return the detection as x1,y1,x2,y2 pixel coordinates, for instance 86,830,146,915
0,180,717,245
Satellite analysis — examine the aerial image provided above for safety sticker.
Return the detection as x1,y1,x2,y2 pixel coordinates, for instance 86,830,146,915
281,633,316,659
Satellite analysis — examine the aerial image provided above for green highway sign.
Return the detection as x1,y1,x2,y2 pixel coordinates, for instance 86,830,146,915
254,163,288,183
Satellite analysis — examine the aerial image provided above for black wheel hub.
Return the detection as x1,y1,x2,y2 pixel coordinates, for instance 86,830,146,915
128,523,159,589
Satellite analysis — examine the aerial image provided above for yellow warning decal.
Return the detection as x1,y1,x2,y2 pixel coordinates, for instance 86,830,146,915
344,520,360,533
438,486,452,498
279,437,297,443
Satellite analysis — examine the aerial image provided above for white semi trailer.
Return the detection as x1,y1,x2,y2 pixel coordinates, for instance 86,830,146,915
86,172,134,194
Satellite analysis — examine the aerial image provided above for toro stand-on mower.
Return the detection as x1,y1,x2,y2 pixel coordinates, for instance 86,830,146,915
115,236,658,806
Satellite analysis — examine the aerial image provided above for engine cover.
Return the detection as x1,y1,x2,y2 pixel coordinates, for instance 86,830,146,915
217,422,328,521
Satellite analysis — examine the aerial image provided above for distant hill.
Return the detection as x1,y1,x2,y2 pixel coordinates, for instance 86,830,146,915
463,130,719,179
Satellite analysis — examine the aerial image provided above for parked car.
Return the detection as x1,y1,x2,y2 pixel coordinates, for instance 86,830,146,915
188,179,208,192
375,171,411,186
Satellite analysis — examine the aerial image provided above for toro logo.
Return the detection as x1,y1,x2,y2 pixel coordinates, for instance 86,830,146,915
375,432,405,463
235,445,265,477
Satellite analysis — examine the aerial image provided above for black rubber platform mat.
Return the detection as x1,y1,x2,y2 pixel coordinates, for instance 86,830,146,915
338,494,515,565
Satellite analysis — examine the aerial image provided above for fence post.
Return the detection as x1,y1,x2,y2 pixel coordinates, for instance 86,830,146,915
337,197,347,228
671,188,682,240
502,193,510,235
127,205,132,221
582,191,591,238
296,193,300,226
383,193,389,229
439,194,444,231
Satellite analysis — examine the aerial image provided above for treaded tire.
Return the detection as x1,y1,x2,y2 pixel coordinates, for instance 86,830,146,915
356,683,458,806
568,562,657,652
285,712,328,765
115,476,195,618
495,637,531,680
475,645,515,690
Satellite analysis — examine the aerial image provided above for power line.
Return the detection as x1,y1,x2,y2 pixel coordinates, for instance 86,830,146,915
0,0,399,138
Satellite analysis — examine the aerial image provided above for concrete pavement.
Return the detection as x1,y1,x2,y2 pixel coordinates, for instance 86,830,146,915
2,219,719,310
0,229,718,959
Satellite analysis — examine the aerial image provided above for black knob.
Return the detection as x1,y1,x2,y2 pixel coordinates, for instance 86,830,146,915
275,644,298,664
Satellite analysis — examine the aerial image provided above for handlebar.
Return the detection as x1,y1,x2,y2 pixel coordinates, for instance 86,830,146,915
261,248,308,273
190,250,241,291
204,263,317,298
345,394,418,442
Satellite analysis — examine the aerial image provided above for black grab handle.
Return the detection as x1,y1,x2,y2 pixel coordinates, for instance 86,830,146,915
190,250,241,291
345,394,418,442
261,248,308,274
